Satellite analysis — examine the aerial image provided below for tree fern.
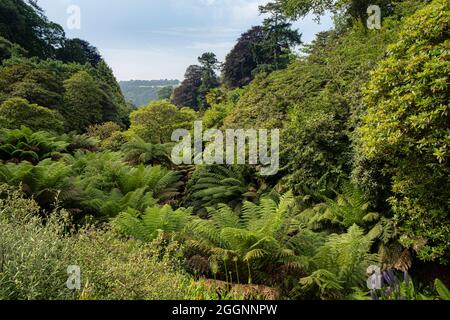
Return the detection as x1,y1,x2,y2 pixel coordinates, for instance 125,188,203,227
186,191,314,285
0,126,68,164
301,225,379,297
121,137,173,166
113,205,193,241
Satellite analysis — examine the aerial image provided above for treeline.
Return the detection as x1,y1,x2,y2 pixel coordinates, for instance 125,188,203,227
0,0,132,132
119,80,180,107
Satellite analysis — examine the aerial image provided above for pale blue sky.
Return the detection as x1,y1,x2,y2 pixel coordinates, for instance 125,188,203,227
37,0,333,80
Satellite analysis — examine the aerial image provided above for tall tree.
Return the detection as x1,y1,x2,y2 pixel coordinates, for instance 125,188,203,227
256,1,302,73
61,71,103,132
222,26,265,89
197,52,220,110
279,0,394,25
172,65,203,110
56,38,102,66
0,0,65,58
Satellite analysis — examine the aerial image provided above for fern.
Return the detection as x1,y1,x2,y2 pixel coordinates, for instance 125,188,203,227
186,191,315,285
113,205,193,241
121,137,173,166
301,225,379,296
185,165,267,214
0,126,68,164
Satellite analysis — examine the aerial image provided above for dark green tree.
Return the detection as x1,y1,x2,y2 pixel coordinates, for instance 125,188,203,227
0,0,65,58
56,38,102,66
222,26,265,88
197,52,220,110
172,65,203,110
61,71,103,132
256,1,302,73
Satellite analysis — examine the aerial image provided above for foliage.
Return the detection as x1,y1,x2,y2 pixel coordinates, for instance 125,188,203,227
300,225,379,298
0,126,68,164
222,27,265,88
256,2,302,73
0,184,192,300
184,165,265,215
202,88,244,129
0,0,65,58
121,137,173,166
113,205,193,242
358,0,450,263
0,97,64,133
158,86,174,100
129,100,197,143
197,52,221,110
172,65,203,110
56,38,102,66
186,192,327,293
61,71,103,132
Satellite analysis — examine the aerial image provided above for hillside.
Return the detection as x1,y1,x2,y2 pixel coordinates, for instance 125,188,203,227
119,80,180,107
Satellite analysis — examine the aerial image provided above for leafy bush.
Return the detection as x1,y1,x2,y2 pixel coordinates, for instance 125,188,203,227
184,165,264,215
0,97,64,132
186,192,317,287
300,225,379,299
358,0,450,263
0,184,193,300
129,100,197,144
121,137,173,166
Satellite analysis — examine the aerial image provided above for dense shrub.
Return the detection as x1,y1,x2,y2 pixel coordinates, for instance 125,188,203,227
358,0,450,264
0,97,64,132
0,184,193,300
129,101,197,144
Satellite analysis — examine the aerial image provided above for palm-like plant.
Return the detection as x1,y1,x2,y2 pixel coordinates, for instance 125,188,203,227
0,126,68,164
82,187,158,218
185,165,268,215
121,137,173,166
0,159,79,209
299,183,397,240
300,225,379,299
68,151,184,215
187,192,315,285
60,132,98,153
113,205,193,241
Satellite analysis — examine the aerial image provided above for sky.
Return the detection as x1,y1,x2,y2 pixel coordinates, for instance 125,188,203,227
37,0,333,81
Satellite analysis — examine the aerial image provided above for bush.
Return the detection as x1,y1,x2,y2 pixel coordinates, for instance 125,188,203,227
0,97,64,132
129,101,196,144
0,184,193,300
358,0,450,263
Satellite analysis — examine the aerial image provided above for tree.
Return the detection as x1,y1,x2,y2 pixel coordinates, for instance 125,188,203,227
56,38,102,66
222,27,265,89
129,100,196,144
358,0,450,264
61,71,103,132
197,52,220,110
279,0,394,25
157,86,174,100
0,97,64,132
172,65,203,110
256,2,302,73
0,36,26,62
0,0,65,58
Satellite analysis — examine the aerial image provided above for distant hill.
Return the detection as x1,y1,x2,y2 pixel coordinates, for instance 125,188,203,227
119,80,180,107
